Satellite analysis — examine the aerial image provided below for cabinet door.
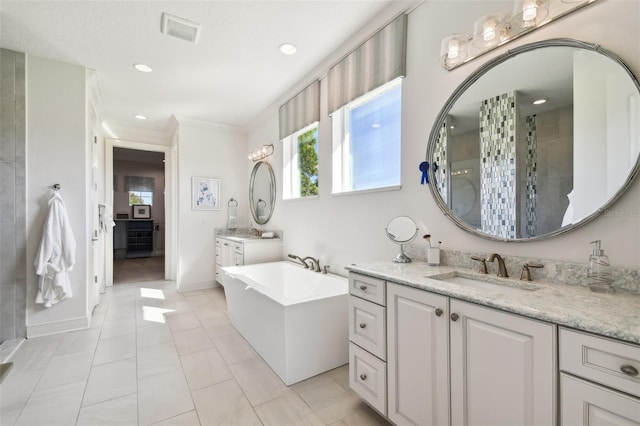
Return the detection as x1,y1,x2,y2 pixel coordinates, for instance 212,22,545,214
387,283,449,426
450,299,556,426
561,373,640,426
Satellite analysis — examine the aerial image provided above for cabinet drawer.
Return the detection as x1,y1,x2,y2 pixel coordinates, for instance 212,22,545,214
560,328,640,398
216,238,222,248
561,373,640,425
349,273,386,306
349,296,386,360
349,343,386,416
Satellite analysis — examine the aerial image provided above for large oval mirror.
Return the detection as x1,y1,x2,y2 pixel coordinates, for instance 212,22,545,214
427,39,640,242
249,161,276,225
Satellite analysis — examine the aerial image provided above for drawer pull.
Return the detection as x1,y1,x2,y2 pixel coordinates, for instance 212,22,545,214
620,365,639,376
360,374,367,381
451,313,459,321
359,285,367,291
435,308,443,317
359,323,367,329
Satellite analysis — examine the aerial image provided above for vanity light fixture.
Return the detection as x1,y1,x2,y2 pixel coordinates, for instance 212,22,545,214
279,43,297,56
248,144,274,162
473,14,506,48
440,0,599,70
441,34,470,69
511,0,550,31
133,63,153,73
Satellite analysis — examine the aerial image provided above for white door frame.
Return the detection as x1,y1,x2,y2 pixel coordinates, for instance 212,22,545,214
105,138,177,285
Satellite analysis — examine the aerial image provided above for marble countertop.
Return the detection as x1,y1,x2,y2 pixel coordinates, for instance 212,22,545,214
216,235,280,243
346,262,640,345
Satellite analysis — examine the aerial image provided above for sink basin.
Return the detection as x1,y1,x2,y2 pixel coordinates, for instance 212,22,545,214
430,271,540,294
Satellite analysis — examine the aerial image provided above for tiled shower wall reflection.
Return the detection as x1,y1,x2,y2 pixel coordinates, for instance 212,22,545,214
525,115,538,237
434,119,448,202
479,92,518,239
0,48,27,342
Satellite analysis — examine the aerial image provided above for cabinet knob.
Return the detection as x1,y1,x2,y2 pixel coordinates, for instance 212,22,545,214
359,323,367,329
620,364,639,377
435,308,443,317
450,313,459,321
360,374,367,381
359,285,367,291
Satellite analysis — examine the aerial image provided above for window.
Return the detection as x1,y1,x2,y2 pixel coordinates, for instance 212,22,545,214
283,122,319,199
129,190,153,206
279,80,321,200
332,78,402,194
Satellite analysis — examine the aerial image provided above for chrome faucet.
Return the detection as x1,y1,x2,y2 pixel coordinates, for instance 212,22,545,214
487,253,508,277
303,256,321,272
288,254,308,268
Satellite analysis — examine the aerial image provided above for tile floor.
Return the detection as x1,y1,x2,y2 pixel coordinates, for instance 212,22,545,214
0,279,390,425
113,256,165,284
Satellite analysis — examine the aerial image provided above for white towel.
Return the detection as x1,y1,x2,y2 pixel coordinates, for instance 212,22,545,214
34,192,76,307
228,204,238,229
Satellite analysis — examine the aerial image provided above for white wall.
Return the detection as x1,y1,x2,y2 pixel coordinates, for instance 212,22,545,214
246,0,640,272
26,55,90,337
175,118,249,290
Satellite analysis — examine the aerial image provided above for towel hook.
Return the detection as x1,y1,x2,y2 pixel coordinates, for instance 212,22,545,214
52,184,61,191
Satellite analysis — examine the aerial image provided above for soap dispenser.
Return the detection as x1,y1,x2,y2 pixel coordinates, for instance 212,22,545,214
587,240,612,293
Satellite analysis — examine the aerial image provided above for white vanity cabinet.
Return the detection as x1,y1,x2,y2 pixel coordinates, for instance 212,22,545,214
215,237,281,284
348,273,387,415
387,282,450,426
350,275,557,426
559,328,640,425
449,299,556,426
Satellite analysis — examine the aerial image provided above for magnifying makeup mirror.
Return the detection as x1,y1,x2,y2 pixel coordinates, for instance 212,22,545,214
386,216,419,263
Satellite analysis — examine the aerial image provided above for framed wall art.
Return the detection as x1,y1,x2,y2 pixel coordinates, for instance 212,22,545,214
132,204,151,219
192,177,220,210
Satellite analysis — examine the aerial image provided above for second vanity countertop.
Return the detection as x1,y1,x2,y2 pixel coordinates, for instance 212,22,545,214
346,262,640,345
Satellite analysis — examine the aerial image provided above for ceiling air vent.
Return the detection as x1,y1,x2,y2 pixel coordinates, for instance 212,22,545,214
161,13,201,44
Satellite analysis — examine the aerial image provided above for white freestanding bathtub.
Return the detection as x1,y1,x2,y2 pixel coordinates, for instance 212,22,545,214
221,261,348,385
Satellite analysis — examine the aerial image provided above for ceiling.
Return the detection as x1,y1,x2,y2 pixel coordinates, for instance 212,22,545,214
1,0,412,133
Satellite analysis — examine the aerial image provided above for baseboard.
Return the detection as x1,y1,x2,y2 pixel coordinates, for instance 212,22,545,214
177,279,218,292
26,315,90,339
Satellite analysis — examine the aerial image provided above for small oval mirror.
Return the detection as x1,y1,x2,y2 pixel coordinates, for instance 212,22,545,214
249,161,276,225
386,216,418,263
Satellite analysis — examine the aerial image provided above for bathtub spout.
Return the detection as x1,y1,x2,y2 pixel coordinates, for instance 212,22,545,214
303,256,321,272
288,254,309,268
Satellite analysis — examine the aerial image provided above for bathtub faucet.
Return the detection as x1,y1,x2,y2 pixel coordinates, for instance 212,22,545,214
303,256,322,272
288,254,309,269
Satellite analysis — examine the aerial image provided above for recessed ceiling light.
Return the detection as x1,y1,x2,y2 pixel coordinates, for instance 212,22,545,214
533,98,547,105
371,123,381,129
134,63,153,73
134,115,147,120
279,43,297,55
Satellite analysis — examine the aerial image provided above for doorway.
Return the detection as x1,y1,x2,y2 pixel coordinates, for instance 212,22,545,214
112,148,165,284
105,139,176,287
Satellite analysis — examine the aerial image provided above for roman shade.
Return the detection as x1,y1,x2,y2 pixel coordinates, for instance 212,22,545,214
124,176,155,192
278,80,320,140
327,13,407,115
